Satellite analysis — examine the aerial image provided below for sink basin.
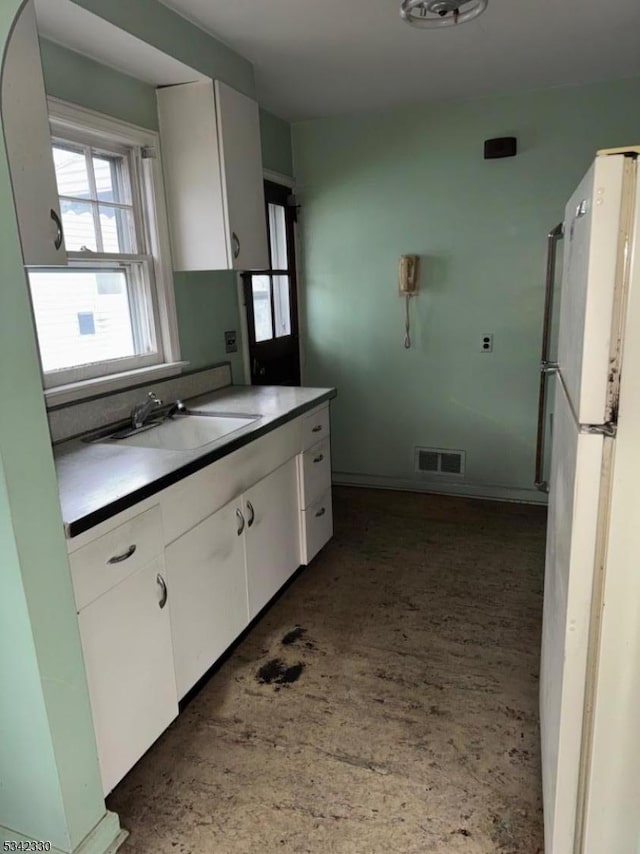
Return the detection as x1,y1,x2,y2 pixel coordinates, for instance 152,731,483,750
105,414,258,451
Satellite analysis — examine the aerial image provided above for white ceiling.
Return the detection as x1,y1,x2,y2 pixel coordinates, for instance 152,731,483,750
158,0,640,120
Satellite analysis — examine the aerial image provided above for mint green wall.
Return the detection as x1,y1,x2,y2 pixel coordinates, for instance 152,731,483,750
39,38,293,380
260,108,294,177
70,0,254,98
0,5,120,851
293,77,640,502
173,271,243,375
39,39,159,130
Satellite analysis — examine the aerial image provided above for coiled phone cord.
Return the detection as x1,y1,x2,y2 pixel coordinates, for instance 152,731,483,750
404,294,411,349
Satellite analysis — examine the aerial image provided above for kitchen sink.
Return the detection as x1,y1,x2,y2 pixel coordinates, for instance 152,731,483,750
101,413,259,451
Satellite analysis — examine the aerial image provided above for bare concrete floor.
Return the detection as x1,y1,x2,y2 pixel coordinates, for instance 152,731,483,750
109,487,546,853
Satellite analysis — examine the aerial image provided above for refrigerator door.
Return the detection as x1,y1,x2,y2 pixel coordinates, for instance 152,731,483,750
540,378,605,854
557,154,630,425
579,160,640,854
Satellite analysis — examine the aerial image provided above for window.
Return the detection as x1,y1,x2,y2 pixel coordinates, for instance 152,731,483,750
28,99,180,394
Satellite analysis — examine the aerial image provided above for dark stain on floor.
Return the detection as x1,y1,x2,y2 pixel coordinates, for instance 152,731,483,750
281,625,306,645
281,624,316,651
256,657,305,688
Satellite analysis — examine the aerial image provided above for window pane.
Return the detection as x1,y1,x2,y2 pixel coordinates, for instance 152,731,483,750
99,205,137,253
251,276,273,342
93,154,131,204
53,144,90,199
268,204,288,270
273,275,291,338
60,199,98,251
28,268,154,373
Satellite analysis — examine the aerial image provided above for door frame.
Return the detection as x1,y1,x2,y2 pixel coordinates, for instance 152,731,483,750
236,170,301,385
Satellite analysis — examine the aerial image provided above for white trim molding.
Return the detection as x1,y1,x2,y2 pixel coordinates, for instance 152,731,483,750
263,168,295,188
44,361,189,407
48,96,160,148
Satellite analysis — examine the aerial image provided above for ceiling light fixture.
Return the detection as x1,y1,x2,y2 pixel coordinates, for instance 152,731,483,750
400,0,488,28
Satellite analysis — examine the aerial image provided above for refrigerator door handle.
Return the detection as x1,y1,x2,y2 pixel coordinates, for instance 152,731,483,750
535,223,564,492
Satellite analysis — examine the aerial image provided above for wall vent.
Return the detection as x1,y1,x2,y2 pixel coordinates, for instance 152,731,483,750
415,447,465,477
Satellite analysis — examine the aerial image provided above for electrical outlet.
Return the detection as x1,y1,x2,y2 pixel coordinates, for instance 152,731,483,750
225,330,238,354
481,333,493,353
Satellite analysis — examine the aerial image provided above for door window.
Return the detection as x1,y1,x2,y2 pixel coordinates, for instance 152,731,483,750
243,181,300,385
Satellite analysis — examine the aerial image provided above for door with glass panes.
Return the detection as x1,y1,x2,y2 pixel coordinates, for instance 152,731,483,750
243,181,300,385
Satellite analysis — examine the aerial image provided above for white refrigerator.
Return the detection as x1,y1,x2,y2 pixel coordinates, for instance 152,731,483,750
538,147,640,854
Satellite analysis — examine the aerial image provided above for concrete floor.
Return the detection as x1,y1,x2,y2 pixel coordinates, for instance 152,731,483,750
109,487,546,853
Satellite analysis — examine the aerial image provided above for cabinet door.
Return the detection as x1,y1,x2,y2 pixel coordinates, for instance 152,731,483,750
157,81,229,271
78,557,177,795
165,498,249,699
2,1,66,266
244,458,300,619
215,81,269,272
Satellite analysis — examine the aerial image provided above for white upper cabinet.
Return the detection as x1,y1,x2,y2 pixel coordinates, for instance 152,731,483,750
214,81,269,272
157,79,269,272
2,1,67,266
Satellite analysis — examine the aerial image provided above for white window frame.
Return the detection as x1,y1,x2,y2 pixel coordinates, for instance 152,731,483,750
40,97,183,405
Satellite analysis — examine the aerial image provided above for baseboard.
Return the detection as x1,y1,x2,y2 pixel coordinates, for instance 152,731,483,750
1,811,126,854
332,472,548,505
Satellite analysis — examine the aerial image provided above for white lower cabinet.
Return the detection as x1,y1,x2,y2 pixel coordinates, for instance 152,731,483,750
77,556,178,795
244,458,301,619
166,498,249,699
297,414,334,564
70,405,333,794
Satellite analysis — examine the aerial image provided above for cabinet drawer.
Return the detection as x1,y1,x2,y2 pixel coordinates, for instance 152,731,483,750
299,438,331,509
302,405,330,450
300,489,333,565
70,506,163,611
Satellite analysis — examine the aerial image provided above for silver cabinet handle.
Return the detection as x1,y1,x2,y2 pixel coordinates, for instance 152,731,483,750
107,544,136,564
157,573,168,609
311,425,322,433
232,232,240,260
315,507,326,518
51,208,64,250
535,221,564,492
313,453,324,464
246,500,255,528
236,508,245,536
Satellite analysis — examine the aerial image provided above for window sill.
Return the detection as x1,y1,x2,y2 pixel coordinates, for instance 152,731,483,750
44,361,190,408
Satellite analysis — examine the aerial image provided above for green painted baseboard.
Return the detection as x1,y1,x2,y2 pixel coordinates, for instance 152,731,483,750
1,812,126,854
332,472,548,505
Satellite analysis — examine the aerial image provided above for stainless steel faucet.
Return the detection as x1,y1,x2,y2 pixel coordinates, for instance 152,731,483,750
130,391,163,430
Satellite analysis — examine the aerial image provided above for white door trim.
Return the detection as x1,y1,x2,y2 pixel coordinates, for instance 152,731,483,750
263,168,295,188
